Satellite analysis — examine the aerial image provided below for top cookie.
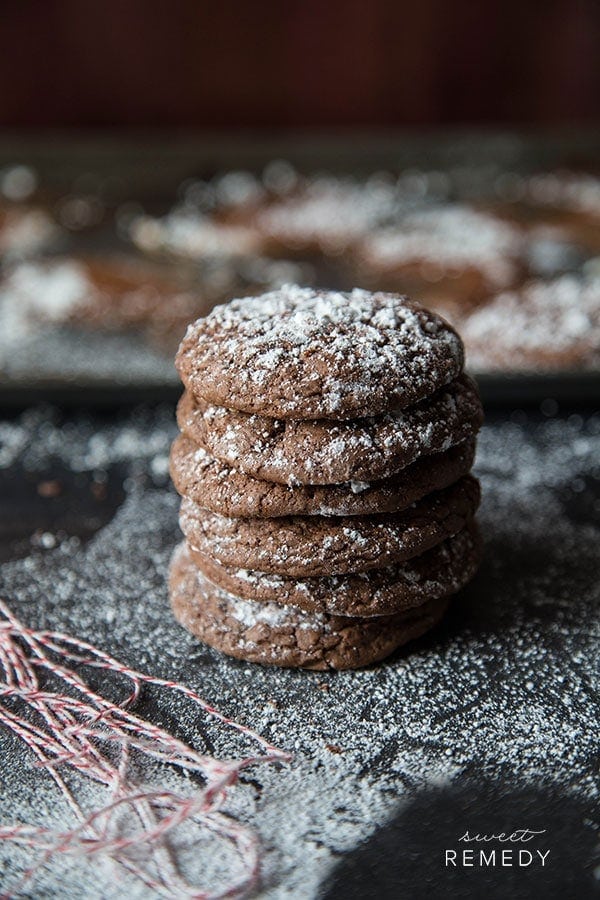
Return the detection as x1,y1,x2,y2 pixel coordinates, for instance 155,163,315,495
175,286,464,420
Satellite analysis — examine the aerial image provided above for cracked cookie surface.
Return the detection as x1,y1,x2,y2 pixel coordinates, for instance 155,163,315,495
187,522,481,617
169,542,450,669
176,374,482,486
175,286,464,420
178,475,481,576
170,434,476,518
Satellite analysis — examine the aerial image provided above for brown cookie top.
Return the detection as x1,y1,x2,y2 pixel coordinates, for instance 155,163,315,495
178,475,480,576
170,433,476,518
187,522,481,617
169,543,449,670
177,374,482,486
175,287,464,420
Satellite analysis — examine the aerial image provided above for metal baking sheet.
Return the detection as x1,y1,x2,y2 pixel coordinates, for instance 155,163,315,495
1,130,599,407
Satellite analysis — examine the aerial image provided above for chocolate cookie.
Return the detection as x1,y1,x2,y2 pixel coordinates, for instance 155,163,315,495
170,433,476,518
484,172,600,255
176,374,482,486
178,475,480,576
252,175,403,256
4,255,212,352
130,209,265,262
169,543,449,670
357,206,522,306
175,287,464,420
187,522,481,617
461,275,600,373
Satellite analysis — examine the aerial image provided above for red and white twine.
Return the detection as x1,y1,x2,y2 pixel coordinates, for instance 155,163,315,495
0,598,291,898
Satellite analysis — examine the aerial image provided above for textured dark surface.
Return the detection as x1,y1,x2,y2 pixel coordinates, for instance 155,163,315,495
0,402,599,898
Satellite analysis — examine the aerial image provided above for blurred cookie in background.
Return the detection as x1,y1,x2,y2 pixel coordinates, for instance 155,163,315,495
250,174,411,257
128,169,433,264
460,273,600,373
0,202,61,266
2,153,599,385
486,170,600,255
128,168,277,264
0,165,63,265
129,209,264,264
355,205,524,322
0,251,315,366
0,255,208,352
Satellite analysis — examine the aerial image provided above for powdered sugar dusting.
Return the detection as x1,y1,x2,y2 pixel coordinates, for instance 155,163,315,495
178,375,481,486
210,578,319,630
177,477,479,576
177,286,464,418
254,175,407,253
130,211,262,260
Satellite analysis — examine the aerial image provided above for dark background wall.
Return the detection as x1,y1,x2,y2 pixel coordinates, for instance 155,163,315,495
1,0,598,129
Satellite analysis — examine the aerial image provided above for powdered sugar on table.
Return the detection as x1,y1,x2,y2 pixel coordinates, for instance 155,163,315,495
0,405,598,897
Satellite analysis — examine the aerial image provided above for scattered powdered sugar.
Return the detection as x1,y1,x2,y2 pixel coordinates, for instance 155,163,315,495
0,405,599,897
0,405,174,473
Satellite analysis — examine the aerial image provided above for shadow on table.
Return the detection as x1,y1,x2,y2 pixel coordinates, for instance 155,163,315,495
320,777,599,900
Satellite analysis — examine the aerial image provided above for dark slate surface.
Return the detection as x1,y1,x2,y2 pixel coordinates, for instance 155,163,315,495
0,402,599,899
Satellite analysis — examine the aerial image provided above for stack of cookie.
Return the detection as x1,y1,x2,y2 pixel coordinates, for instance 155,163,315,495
169,286,483,670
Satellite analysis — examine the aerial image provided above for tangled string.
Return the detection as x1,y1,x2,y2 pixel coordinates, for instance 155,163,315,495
0,599,291,898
